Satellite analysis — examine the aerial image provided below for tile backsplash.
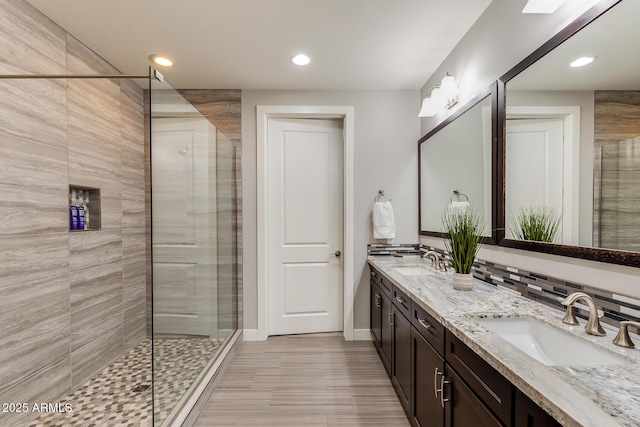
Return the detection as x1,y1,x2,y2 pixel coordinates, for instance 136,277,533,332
368,243,420,256
419,246,640,334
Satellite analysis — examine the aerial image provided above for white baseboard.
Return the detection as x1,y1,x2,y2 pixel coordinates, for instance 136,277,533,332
353,329,373,341
245,328,371,341
243,329,259,341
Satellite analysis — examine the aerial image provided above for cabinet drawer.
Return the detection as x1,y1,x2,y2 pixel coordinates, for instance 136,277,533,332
445,331,512,425
392,286,411,318
379,275,393,297
445,366,503,427
369,266,382,286
412,303,445,357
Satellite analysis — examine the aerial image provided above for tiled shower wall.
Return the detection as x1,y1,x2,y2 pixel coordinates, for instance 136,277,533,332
593,90,640,251
0,0,145,425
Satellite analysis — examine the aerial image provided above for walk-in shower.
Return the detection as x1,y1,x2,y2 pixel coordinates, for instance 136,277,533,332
0,67,239,426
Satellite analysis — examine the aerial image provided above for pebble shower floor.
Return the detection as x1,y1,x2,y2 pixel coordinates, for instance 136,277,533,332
29,338,221,427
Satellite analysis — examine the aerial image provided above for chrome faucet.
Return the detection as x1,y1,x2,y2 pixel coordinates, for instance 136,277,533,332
561,292,606,336
421,250,447,272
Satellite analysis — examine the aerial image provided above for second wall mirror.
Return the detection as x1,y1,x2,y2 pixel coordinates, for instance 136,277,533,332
499,0,640,267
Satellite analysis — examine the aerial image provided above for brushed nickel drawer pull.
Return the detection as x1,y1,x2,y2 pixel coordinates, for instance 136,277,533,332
389,311,395,327
417,318,433,330
371,271,377,277
440,374,450,408
395,296,406,304
375,293,381,309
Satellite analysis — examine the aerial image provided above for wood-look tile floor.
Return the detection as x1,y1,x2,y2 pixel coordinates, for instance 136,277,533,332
195,333,410,426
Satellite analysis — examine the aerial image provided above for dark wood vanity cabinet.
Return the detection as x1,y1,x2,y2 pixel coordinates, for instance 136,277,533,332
370,268,392,375
392,303,412,412
410,325,444,427
445,366,503,427
445,331,512,425
368,266,560,427
514,390,561,427
370,282,382,345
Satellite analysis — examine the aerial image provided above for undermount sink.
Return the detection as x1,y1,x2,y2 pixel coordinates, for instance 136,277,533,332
476,317,626,367
394,265,435,276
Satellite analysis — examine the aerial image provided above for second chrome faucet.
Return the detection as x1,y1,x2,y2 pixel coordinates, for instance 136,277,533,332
561,292,606,336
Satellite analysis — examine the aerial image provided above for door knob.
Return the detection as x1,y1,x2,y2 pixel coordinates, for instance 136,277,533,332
333,250,342,257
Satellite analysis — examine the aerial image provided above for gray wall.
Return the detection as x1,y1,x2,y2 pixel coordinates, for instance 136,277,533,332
0,1,145,425
419,0,601,135
242,90,420,332
418,0,640,298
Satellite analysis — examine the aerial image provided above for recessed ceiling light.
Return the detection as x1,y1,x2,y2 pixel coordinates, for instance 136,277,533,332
522,0,567,14
570,56,596,68
290,54,311,66
149,54,174,67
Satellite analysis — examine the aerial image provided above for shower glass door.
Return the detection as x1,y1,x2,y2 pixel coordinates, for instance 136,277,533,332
149,71,237,425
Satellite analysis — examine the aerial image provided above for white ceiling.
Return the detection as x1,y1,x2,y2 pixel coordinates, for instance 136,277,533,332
509,0,640,91
25,0,493,90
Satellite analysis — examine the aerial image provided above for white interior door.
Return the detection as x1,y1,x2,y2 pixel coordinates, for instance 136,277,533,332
152,117,217,337
506,118,566,241
267,118,344,336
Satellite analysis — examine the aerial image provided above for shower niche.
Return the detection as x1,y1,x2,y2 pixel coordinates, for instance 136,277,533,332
69,185,101,231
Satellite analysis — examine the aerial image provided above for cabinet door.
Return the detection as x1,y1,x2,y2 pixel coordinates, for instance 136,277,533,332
445,367,503,427
392,307,411,412
514,390,562,427
379,292,392,376
411,326,444,427
370,281,382,347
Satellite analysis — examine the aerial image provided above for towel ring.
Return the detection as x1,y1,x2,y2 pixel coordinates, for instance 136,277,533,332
452,190,468,201
374,190,390,203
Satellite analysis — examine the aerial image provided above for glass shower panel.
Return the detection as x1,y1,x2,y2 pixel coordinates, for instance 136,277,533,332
150,73,237,425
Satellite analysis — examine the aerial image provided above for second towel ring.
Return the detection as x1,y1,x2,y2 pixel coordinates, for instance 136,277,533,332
453,190,468,201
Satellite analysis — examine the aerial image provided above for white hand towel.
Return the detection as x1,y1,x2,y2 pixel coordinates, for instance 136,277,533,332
373,201,396,239
449,200,470,211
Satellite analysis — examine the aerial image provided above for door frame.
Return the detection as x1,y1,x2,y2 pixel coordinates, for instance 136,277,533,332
506,106,581,245
256,105,355,341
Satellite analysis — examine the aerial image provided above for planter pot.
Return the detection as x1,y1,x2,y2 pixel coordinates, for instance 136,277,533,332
452,272,474,291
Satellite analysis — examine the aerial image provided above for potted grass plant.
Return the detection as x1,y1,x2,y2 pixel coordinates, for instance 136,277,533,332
442,206,485,291
510,206,561,243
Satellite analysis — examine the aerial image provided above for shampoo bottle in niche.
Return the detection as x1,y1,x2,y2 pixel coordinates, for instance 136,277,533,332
77,206,85,230
84,192,90,229
70,205,79,230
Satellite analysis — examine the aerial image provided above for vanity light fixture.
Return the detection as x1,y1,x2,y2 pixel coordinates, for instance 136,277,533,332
440,73,459,109
290,53,311,66
570,56,596,68
149,54,174,67
418,95,438,118
522,0,568,14
418,73,459,117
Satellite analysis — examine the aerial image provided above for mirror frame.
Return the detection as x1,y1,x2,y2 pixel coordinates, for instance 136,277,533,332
496,0,640,268
419,81,499,244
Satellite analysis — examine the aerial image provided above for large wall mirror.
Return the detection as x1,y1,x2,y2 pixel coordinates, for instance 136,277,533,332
499,0,640,267
419,82,498,243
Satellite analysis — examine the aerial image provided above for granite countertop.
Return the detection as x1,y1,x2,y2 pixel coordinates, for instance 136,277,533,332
367,256,640,427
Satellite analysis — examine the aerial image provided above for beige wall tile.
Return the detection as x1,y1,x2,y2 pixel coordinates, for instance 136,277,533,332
0,312,70,393
0,233,69,286
71,326,123,388
71,295,123,353
69,230,123,271
0,185,68,235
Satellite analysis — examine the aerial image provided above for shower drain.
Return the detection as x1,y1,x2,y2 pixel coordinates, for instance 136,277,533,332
131,384,152,393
